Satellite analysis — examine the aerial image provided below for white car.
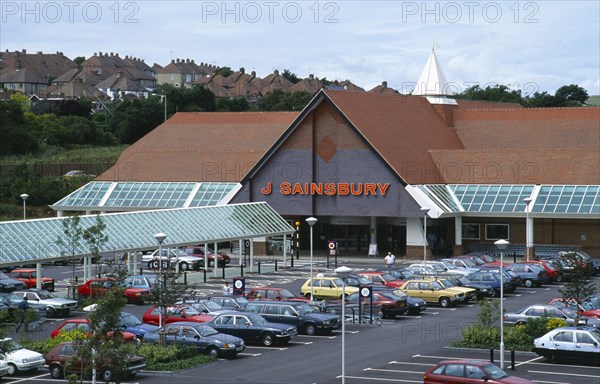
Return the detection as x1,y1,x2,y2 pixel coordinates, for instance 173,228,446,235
13,289,77,318
2,338,45,375
533,326,600,363
0,358,9,378
142,248,201,271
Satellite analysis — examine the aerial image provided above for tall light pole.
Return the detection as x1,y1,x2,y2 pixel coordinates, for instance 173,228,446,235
154,232,167,328
161,94,167,122
306,217,318,300
524,197,533,261
20,193,29,220
420,207,430,262
335,265,353,384
495,239,509,369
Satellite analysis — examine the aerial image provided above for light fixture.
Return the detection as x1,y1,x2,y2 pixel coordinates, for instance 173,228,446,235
154,232,167,328
306,217,318,300
20,193,29,220
335,265,353,384
495,238,509,369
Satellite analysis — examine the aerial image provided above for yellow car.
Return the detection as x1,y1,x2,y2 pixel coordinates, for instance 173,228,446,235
399,279,463,308
422,277,477,303
300,277,359,300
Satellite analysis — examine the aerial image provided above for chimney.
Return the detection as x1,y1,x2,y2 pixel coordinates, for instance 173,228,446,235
251,71,256,78
382,81,388,88
240,67,245,74
309,74,314,80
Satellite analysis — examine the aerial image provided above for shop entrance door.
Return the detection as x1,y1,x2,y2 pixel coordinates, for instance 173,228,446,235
330,224,369,252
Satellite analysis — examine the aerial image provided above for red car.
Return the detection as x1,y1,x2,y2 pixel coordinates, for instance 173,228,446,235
78,278,153,304
547,298,600,319
424,359,534,384
522,260,563,283
357,271,404,288
181,246,231,268
50,318,138,342
9,268,55,291
247,287,309,302
142,305,214,325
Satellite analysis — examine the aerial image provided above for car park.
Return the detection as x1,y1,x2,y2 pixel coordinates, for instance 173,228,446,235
427,277,477,303
13,288,77,317
209,295,250,310
0,271,26,292
423,359,535,384
176,298,229,315
246,286,310,302
300,277,359,300
443,257,481,270
345,273,374,287
1,338,45,376
181,245,231,267
533,326,600,364
8,269,55,291
78,277,153,304
467,271,511,296
142,248,202,271
503,304,600,328
246,300,341,335
547,298,600,319
209,311,298,346
357,271,405,287
387,268,418,282
408,261,475,277
506,263,549,287
0,292,47,315
143,321,245,358
399,279,463,308
142,305,214,325
45,341,145,380
477,267,521,293
521,260,563,282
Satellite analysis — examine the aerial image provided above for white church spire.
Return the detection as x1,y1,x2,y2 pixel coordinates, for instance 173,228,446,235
413,48,457,105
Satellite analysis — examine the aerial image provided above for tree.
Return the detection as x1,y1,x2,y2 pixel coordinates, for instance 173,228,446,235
554,84,589,106
214,66,233,77
257,89,312,111
558,252,597,320
0,100,39,155
282,69,300,84
53,98,93,117
74,56,86,65
109,98,164,144
454,84,524,104
524,91,566,107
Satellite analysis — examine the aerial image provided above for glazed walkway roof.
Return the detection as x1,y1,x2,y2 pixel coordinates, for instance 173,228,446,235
0,202,294,267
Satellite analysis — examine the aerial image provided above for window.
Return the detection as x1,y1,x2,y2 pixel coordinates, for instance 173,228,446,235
462,223,480,240
576,332,595,344
406,282,418,290
553,331,573,342
525,307,545,317
465,365,485,379
181,327,196,338
444,364,464,377
485,224,509,240
282,306,295,316
266,290,278,299
265,305,279,315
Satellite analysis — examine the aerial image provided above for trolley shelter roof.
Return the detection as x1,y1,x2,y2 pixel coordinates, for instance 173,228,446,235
407,184,600,219
0,202,294,267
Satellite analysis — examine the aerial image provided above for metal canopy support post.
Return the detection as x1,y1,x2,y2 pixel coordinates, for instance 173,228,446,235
283,234,288,268
249,239,254,273
36,262,42,289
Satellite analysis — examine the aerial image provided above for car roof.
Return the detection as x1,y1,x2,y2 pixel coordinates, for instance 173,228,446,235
247,300,306,306
437,359,493,366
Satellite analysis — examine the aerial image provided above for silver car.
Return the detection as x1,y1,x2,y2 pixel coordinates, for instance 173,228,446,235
504,304,600,328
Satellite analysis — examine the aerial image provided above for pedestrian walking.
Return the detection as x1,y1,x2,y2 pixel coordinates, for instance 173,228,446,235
15,296,30,333
223,281,233,296
384,251,395,271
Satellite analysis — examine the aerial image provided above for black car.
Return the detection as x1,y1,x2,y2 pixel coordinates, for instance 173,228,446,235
441,275,495,299
0,272,26,293
209,296,250,311
246,300,340,335
208,311,297,347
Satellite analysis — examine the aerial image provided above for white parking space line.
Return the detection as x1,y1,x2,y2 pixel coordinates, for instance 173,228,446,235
515,356,544,366
364,368,424,374
531,380,572,384
244,346,288,351
389,361,436,366
340,375,421,382
290,340,314,345
528,370,600,378
238,352,262,357
297,334,336,339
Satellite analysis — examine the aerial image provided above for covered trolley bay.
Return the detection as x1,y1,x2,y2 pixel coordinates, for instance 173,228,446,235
0,202,296,286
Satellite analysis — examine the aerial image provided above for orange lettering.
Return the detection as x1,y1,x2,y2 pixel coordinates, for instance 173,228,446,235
311,183,323,195
378,183,390,195
261,182,272,195
364,183,376,195
324,183,336,195
280,182,291,195
292,183,304,194
350,183,363,195
338,183,349,195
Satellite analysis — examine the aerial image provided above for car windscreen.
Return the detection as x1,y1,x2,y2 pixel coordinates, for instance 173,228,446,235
121,312,142,326
482,363,508,379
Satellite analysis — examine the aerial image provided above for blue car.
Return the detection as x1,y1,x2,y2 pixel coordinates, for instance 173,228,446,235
118,311,159,340
468,271,512,296
507,263,549,288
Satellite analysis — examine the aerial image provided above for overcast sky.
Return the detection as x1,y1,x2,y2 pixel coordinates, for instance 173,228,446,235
2,0,599,95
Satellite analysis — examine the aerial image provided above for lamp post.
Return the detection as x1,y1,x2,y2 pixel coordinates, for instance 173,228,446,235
524,197,533,261
154,232,167,328
306,217,318,300
161,94,167,122
420,207,430,262
335,265,353,384
20,193,29,220
495,239,509,369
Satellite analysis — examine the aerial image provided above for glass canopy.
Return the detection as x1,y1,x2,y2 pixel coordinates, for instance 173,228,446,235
0,202,294,266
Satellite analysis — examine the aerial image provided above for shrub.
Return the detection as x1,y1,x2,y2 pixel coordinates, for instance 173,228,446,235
546,317,568,331
452,325,500,349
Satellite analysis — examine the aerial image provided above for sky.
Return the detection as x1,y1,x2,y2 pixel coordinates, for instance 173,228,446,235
1,0,599,95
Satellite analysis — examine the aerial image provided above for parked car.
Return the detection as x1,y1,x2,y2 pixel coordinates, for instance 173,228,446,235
426,277,477,303
506,263,549,287
63,170,96,178
0,292,47,315
521,260,563,283
0,271,26,293
477,267,521,293
0,358,9,378
370,286,427,315
356,271,405,288
142,305,214,325
468,270,511,296
1,338,45,375
117,311,160,340
8,269,54,291
246,300,341,335
143,321,245,358
13,289,77,317
246,287,310,302
503,304,600,328
344,290,409,318
209,295,250,311
45,341,145,380
547,298,600,319
77,278,153,304
399,279,463,308
345,274,373,287
49,318,139,342
386,268,418,283
142,248,202,271
123,275,158,296
443,257,481,270
442,274,495,299
533,326,600,363
300,277,359,300
423,359,534,383
181,245,231,267
408,261,475,277
209,311,298,346
176,298,228,315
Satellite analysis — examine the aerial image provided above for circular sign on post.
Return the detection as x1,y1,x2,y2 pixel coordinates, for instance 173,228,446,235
360,286,372,298
233,277,245,296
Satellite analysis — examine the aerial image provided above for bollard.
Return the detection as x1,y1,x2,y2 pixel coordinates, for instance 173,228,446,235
184,272,187,285
489,348,494,364
510,350,515,370
290,257,294,268
75,276,78,283
222,266,225,279
203,269,207,283
513,253,517,263
275,260,278,272
258,262,261,274
240,265,244,277
140,268,143,276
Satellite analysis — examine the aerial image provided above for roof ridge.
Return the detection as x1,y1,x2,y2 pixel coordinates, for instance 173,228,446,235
458,106,600,112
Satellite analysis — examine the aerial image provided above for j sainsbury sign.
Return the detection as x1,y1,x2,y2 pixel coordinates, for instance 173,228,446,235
261,182,390,196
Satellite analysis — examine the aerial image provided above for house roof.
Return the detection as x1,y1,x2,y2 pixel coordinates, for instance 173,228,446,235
96,111,299,182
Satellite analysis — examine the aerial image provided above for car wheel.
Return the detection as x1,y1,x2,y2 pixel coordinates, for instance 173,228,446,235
46,307,56,318
261,332,275,347
488,289,495,297
7,363,17,375
439,297,451,308
548,352,559,363
101,368,114,381
207,347,219,358
524,279,533,288
556,274,564,282
304,293,312,299
208,259,215,268
179,262,189,271
304,323,317,336
49,364,63,379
